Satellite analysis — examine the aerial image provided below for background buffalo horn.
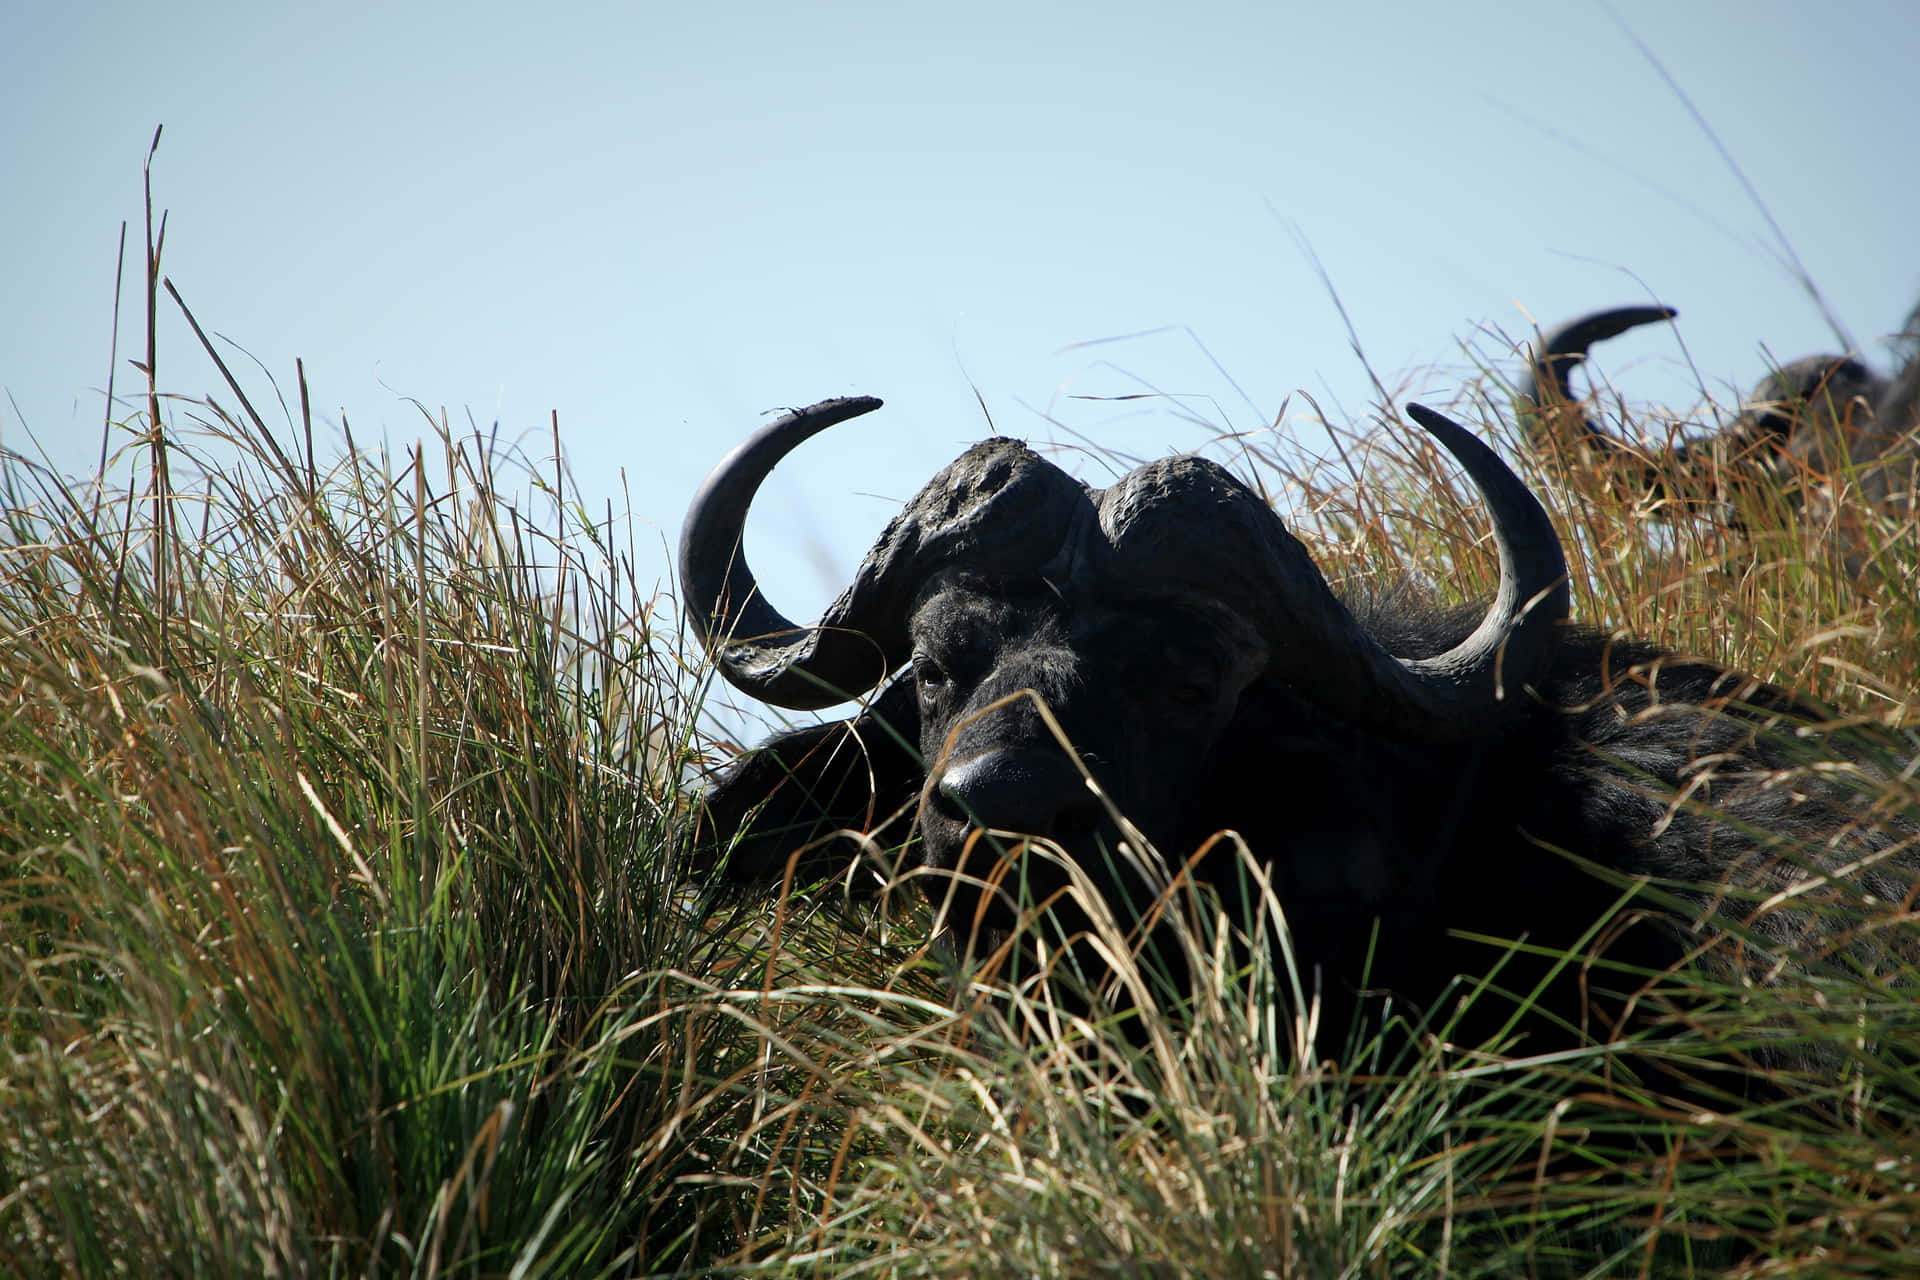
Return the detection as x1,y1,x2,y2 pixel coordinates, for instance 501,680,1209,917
1519,304,1678,454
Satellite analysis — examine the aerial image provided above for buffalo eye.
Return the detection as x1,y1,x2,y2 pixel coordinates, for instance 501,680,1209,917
914,656,949,694
1168,682,1210,708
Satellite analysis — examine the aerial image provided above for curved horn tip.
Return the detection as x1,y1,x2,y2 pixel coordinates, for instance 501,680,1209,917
1401,399,1570,596
774,395,884,427
1404,402,1483,452
723,397,886,459
1542,304,1679,357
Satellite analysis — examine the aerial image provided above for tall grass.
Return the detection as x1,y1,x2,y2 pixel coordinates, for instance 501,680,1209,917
4,223,1919,1273
0,243,912,1268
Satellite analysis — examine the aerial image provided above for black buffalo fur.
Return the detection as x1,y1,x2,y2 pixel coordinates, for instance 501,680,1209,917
692,589,1914,1071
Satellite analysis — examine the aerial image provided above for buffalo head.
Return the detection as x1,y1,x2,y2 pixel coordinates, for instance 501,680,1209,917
681,397,1569,949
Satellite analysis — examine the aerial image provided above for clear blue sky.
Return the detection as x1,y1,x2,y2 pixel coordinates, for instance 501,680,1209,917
6,0,1917,644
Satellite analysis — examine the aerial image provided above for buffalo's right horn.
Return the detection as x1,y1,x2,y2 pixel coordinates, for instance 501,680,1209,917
680,397,1093,710
680,398,892,709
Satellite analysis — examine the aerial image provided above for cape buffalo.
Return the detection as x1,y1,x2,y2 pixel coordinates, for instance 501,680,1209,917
684,396,1911,1055
1518,304,1920,526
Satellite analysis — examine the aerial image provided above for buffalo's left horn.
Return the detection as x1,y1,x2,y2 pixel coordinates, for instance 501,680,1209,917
1387,403,1571,728
1286,403,1571,736
1099,405,1569,741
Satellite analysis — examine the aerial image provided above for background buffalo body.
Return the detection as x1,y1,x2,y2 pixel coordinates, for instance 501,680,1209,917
1518,303,1920,527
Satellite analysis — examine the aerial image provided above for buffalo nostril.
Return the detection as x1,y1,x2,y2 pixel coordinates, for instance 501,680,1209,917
937,750,1099,838
1051,800,1102,842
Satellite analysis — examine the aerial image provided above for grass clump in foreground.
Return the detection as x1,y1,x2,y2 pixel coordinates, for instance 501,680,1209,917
4,263,1920,1275
0,379,869,1272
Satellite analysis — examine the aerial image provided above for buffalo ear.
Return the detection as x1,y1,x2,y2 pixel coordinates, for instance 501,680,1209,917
689,676,923,887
